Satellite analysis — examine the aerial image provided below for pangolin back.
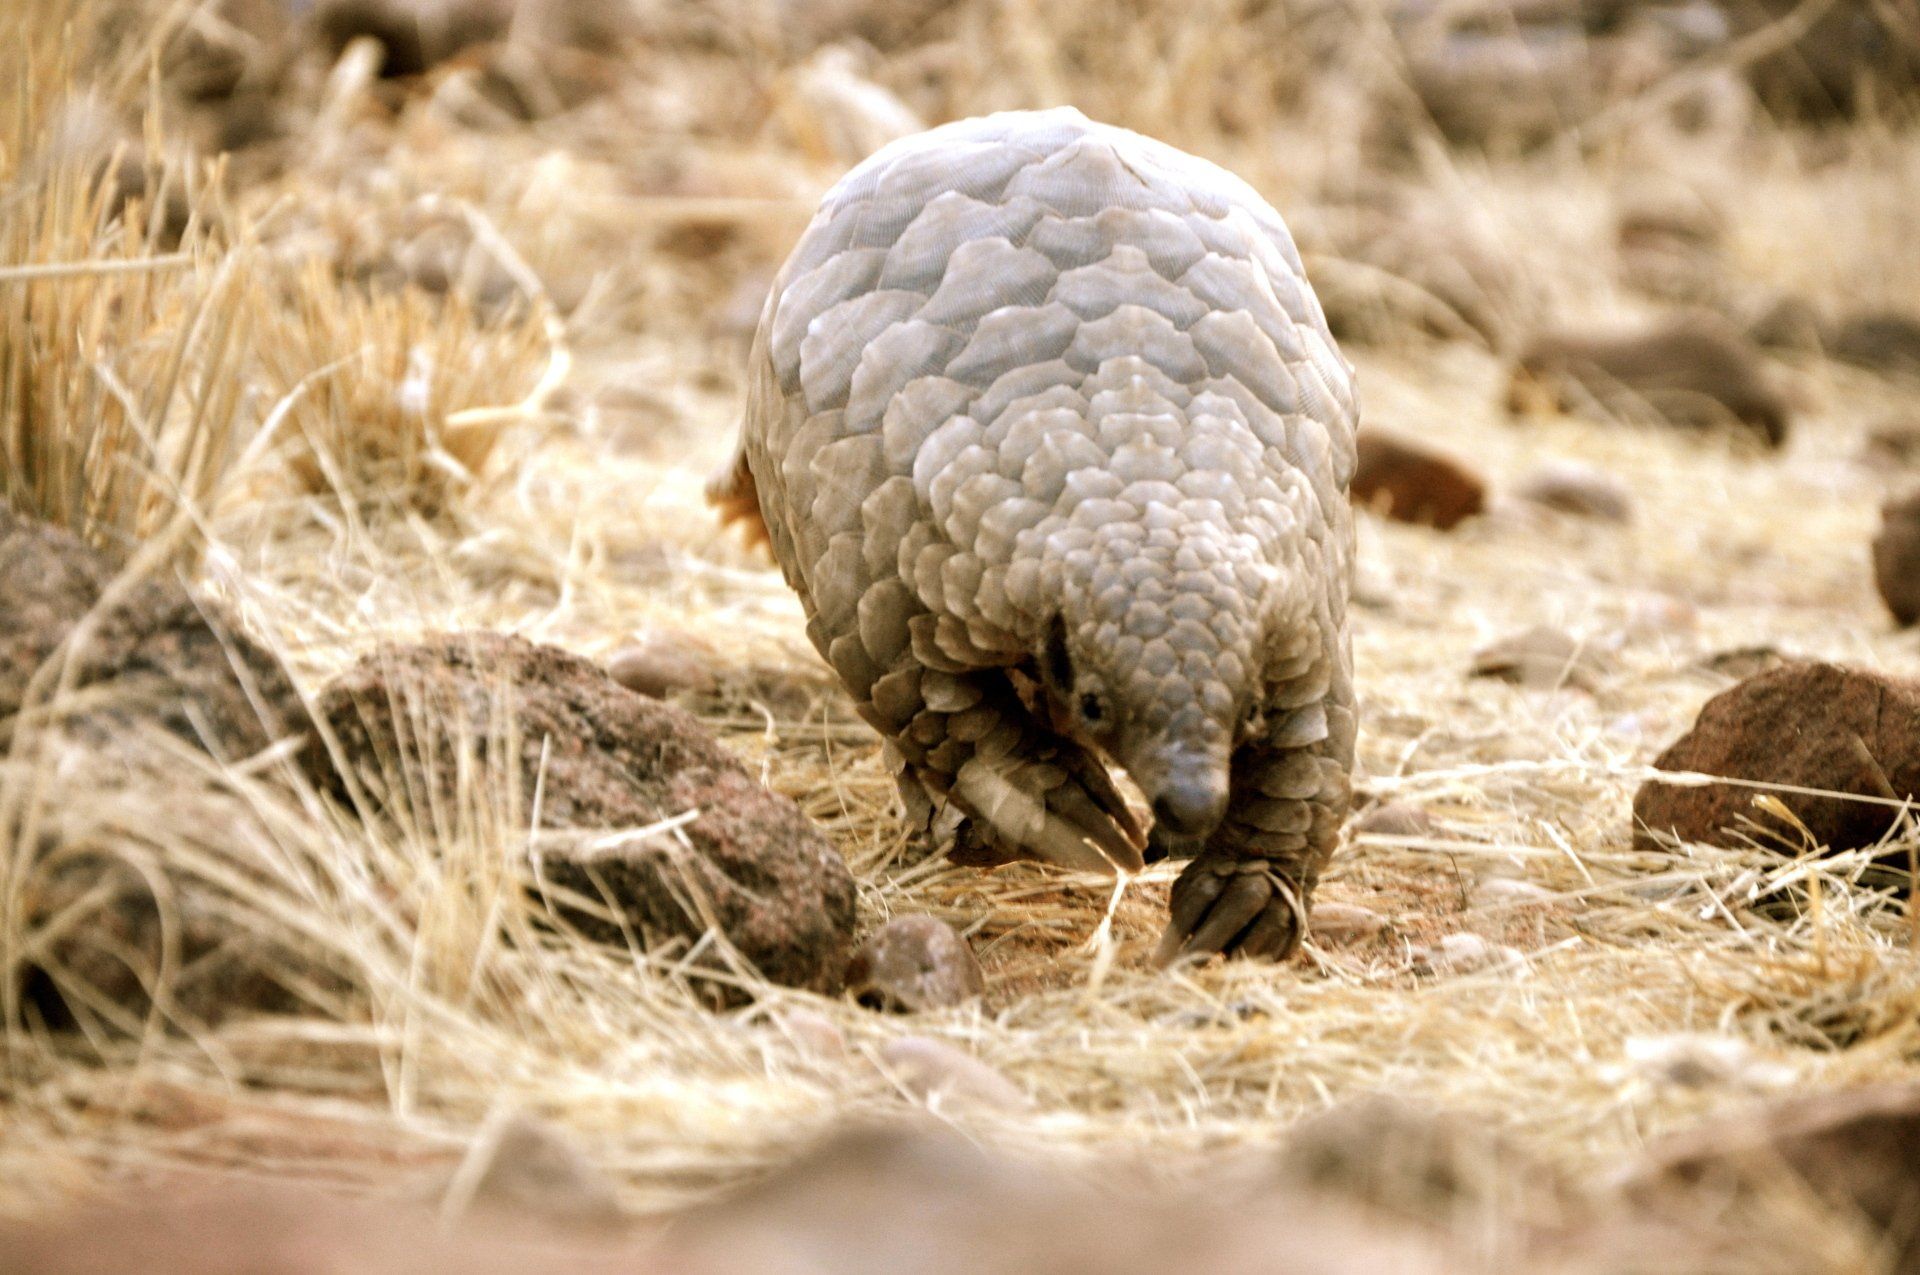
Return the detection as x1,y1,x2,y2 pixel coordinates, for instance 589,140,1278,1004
715,107,1358,960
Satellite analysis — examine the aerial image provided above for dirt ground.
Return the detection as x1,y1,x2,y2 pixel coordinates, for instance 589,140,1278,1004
4,0,1920,1266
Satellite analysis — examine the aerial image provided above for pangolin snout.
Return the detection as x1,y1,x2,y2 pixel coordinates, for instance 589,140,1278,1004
1150,772,1229,840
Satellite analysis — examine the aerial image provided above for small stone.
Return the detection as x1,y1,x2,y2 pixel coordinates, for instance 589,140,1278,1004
1745,291,1825,352
1469,877,1554,909
879,1037,1029,1112
1860,417,1920,467
1350,802,1436,840
1692,644,1791,681
846,916,985,1013
1275,1095,1563,1225
1624,593,1697,636
771,1007,848,1061
1413,933,1522,976
606,631,722,699
1634,661,1920,854
1873,489,1920,627
1830,311,1920,374
1515,462,1633,523
1350,430,1487,531
1310,902,1390,943
452,1113,625,1229
1469,626,1607,691
1623,1033,1791,1092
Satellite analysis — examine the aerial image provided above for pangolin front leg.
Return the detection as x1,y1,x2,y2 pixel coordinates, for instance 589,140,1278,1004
876,672,1147,875
1154,690,1356,963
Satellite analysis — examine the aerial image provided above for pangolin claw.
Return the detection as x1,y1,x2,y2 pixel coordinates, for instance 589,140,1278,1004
1153,855,1307,966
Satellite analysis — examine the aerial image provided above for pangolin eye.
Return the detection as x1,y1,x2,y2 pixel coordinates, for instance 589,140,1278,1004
1079,692,1106,722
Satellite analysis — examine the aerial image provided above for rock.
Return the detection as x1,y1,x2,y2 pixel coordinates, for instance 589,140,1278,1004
449,1113,626,1229
1506,317,1789,448
1350,431,1487,530
1310,902,1390,943
1861,417,1920,467
1625,1083,1920,1272
1875,490,1920,627
17,775,346,1032
1469,626,1607,691
1274,1095,1563,1228
1515,462,1633,523
1622,1033,1792,1092
1744,292,1825,353
1727,0,1920,120
770,1007,849,1061
0,1182,645,1275
1351,802,1436,839
160,0,291,103
606,631,722,699
0,506,330,1030
1624,593,1696,636
1615,186,1723,258
879,1037,1029,1112
0,504,305,759
1830,311,1920,375
659,1124,1464,1275
1412,933,1522,976
312,634,856,994
1470,877,1554,910
1691,644,1791,681
1633,661,1920,854
308,0,510,78
846,916,985,1013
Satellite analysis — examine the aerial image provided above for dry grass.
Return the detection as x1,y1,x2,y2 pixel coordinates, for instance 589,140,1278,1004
3,0,1920,1265
254,254,553,510
0,0,254,563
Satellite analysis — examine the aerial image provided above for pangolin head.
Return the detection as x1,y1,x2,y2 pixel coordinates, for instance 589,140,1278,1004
1037,517,1282,845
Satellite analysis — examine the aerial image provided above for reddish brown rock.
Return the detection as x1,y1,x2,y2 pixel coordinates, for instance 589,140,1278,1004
313,634,855,994
846,916,985,1013
1633,662,1920,852
0,504,305,760
1875,490,1920,627
1507,318,1789,448
0,505,329,1031
1351,431,1487,530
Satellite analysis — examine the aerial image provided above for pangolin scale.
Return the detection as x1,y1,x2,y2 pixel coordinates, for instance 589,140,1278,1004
712,108,1358,961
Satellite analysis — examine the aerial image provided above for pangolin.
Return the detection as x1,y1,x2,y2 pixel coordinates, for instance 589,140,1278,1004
710,108,1358,961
